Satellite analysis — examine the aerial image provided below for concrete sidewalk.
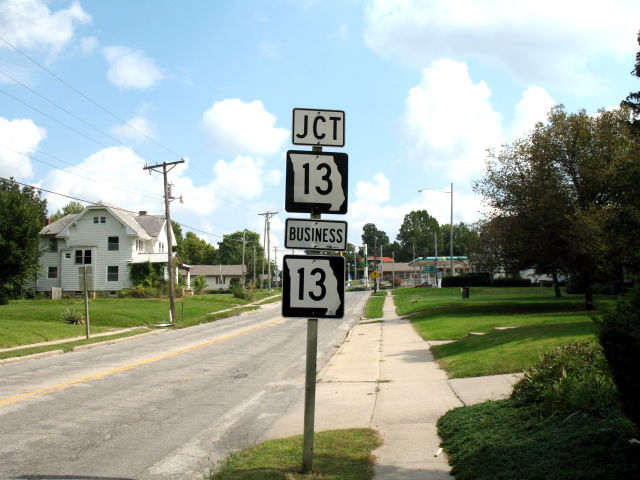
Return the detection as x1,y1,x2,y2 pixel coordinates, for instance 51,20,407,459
263,292,519,479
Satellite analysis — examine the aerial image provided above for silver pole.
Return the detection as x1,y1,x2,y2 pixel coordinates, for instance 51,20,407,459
83,266,90,339
450,182,454,277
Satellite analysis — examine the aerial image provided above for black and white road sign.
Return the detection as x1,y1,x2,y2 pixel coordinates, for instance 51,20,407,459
292,109,345,147
282,255,345,318
285,150,348,214
285,218,348,251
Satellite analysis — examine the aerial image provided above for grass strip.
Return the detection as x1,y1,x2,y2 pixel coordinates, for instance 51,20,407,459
437,400,640,480
364,296,385,319
209,428,381,480
0,329,148,360
431,321,597,377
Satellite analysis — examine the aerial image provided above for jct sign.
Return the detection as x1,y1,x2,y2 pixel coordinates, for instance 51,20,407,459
292,109,345,147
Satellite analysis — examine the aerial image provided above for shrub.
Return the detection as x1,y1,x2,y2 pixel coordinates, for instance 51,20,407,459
511,341,619,417
442,272,491,287
597,285,640,427
61,308,84,325
192,275,207,294
231,284,255,301
491,278,532,287
117,285,155,298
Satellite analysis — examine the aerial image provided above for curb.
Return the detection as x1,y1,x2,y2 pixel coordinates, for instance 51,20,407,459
0,331,159,366
1,349,65,365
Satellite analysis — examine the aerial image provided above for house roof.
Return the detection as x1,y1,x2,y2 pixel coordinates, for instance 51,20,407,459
94,201,151,240
40,214,78,235
40,202,170,242
135,214,166,237
189,265,246,276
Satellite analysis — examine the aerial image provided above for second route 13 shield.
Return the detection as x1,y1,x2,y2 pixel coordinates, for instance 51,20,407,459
282,255,345,318
285,150,348,214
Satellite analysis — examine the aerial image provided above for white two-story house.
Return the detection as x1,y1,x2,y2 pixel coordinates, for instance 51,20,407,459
36,201,178,295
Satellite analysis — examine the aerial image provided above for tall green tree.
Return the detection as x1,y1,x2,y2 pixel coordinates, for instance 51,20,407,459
361,223,389,258
217,230,265,281
439,222,476,258
475,106,637,308
395,210,440,260
178,232,217,265
0,178,47,304
622,29,640,128
49,201,84,222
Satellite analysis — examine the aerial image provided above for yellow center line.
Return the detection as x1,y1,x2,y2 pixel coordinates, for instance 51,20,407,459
0,317,284,408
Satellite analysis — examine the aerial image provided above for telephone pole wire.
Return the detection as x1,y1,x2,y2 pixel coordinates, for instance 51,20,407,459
144,159,185,324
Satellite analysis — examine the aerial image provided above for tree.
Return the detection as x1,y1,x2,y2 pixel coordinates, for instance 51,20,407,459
475,106,637,308
178,232,218,265
217,230,265,282
621,30,640,129
49,201,84,222
396,210,440,260
0,178,47,304
440,222,476,257
361,223,389,258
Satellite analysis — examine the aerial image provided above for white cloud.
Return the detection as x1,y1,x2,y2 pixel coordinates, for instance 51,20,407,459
103,46,163,90
355,172,390,205
0,0,91,55
399,59,502,182
364,0,640,88
346,172,485,245
202,98,288,155
0,117,46,180
508,86,556,139
111,116,157,143
78,36,98,55
212,155,269,200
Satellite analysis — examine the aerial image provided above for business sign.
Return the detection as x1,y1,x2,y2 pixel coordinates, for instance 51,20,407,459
292,108,345,147
285,150,348,214
282,255,345,318
423,266,436,273
285,218,348,251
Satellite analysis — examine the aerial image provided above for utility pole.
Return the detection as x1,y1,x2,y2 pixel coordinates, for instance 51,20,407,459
144,159,185,324
259,211,278,292
273,245,279,287
450,182,454,278
253,244,256,287
241,230,246,289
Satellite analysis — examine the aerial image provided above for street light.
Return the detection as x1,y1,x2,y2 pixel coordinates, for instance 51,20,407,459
418,182,454,279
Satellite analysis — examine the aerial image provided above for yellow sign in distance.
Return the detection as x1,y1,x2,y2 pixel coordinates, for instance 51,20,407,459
371,270,381,279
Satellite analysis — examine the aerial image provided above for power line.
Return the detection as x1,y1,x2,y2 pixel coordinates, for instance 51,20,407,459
0,176,231,239
0,34,182,160
0,143,162,201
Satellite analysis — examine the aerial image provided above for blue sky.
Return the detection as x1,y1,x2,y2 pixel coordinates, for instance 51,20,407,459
1,0,639,263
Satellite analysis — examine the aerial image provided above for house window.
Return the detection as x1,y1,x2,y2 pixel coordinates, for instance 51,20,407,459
136,239,144,252
47,266,58,279
101,216,106,223
107,266,118,282
49,238,58,253
65,253,71,259
75,249,91,264
108,236,119,251
93,216,99,223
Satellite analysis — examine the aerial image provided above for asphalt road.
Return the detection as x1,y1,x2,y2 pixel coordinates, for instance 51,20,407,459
0,291,369,480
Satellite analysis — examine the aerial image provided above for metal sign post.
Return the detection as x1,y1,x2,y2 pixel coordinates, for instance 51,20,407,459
284,109,347,473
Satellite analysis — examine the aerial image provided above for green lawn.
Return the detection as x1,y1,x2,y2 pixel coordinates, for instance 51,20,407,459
392,287,612,377
0,291,277,349
364,295,385,319
209,429,380,480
